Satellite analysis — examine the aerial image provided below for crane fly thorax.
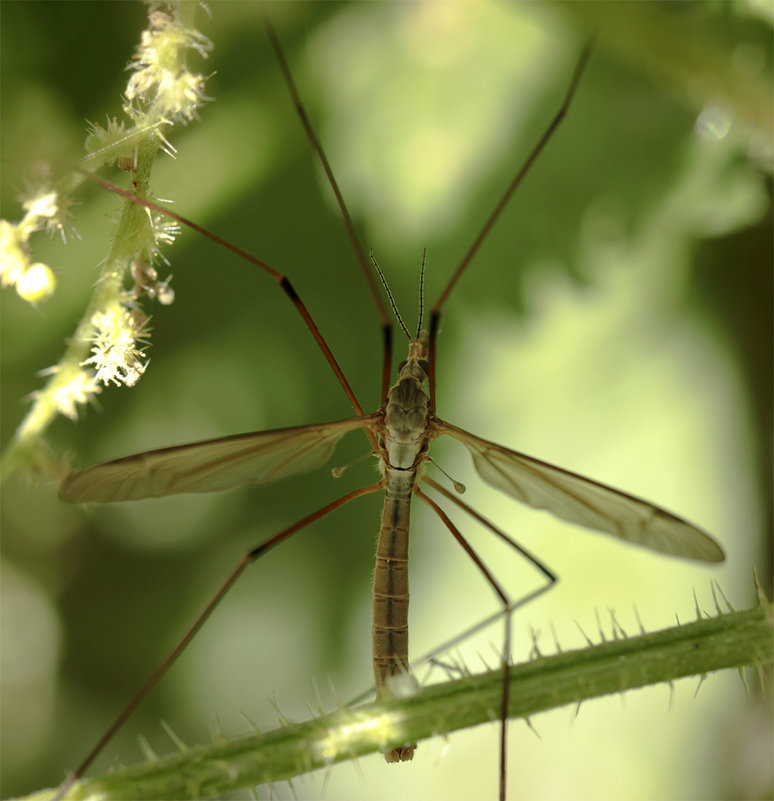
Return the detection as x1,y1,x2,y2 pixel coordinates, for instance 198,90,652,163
381,338,431,471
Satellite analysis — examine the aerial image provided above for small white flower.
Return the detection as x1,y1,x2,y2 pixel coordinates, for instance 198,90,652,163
0,220,28,288
35,365,102,421
0,218,56,302
22,190,59,221
16,262,56,303
84,303,151,387
125,9,212,125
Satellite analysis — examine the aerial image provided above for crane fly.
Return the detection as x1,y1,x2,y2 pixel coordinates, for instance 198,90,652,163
52,9,726,801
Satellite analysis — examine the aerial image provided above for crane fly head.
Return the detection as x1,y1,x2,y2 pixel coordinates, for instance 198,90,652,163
396,330,429,384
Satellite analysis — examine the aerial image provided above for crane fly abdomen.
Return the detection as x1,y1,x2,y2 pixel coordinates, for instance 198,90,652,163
372,473,416,762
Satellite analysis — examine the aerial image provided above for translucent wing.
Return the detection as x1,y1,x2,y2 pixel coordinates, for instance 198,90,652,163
60,417,370,503
439,421,724,563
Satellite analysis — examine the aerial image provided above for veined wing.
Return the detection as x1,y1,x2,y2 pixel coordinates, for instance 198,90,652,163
60,417,370,503
439,421,724,563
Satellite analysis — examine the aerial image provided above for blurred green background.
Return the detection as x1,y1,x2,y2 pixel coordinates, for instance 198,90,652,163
1,2,771,799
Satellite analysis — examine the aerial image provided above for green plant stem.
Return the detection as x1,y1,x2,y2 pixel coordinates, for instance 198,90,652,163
21,601,773,801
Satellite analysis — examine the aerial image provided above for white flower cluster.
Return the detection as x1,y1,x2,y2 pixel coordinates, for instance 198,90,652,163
4,2,212,460
126,9,212,122
0,188,67,303
84,302,151,388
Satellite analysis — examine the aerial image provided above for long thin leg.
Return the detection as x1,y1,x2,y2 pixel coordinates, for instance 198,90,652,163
76,169,379,453
414,487,514,801
53,481,383,801
417,475,556,655
345,479,556,707
423,476,556,585
427,41,594,409
263,15,394,405
420,478,559,801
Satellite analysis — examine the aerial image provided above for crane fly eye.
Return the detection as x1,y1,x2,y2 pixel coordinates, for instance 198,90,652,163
398,359,408,372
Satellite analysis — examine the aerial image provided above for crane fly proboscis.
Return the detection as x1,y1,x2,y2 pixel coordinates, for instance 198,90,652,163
7,1,756,800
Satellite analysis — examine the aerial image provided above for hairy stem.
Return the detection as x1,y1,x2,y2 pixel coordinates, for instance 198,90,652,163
24,600,773,801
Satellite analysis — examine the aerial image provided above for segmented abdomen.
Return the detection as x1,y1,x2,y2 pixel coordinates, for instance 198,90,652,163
372,468,417,762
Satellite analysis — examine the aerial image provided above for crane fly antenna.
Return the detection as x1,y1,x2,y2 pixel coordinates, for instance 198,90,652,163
370,250,412,341
369,249,428,343
416,248,426,338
